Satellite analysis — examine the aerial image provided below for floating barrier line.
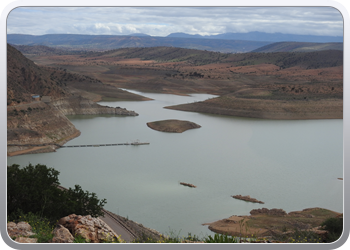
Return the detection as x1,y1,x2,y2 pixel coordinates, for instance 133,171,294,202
61,142,150,148
8,142,150,148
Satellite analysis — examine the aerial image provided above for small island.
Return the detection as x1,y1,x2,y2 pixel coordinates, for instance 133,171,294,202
231,195,264,204
180,182,197,188
146,119,201,133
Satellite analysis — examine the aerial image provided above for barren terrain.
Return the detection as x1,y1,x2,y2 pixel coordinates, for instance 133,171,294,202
20,47,342,119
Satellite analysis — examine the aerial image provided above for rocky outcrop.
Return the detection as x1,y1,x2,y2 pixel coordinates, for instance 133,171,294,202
7,221,37,243
57,214,119,243
7,96,138,156
51,96,138,116
7,215,119,243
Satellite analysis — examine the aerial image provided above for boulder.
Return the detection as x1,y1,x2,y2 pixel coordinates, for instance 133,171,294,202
51,224,74,243
57,214,118,243
7,221,36,239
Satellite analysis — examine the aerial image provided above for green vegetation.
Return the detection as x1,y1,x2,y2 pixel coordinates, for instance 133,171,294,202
13,212,55,243
7,163,107,223
204,234,240,243
321,217,343,242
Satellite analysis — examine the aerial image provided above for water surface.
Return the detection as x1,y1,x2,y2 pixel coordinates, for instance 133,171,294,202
7,90,343,237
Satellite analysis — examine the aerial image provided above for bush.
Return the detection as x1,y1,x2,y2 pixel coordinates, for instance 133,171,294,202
7,164,107,222
321,217,343,242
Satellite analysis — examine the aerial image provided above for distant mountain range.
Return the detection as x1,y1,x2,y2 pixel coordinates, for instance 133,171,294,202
7,34,270,53
7,31,343,53
166,31,343,43
252,42,343,52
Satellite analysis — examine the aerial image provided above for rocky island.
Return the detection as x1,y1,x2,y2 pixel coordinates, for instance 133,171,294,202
146,119,201,133
231,195,264,204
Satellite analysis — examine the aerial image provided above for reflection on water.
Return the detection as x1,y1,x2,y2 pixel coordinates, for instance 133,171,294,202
7,90,343,237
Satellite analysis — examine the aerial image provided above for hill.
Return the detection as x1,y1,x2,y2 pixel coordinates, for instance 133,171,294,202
14,45,343,119
7,44,71,105
7,34,271,53
252,42,343,52
7,44,141,156
87,46,343,69
167,31,343,43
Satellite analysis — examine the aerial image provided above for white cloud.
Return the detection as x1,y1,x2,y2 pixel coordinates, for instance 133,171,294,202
6,6,344,37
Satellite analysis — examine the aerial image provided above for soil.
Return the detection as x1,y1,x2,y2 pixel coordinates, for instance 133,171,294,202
146,119,201,133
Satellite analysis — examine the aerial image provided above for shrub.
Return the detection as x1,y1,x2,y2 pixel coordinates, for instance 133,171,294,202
321,217,343,242
14,212,55,243
7,164,107,223
204,234,239,243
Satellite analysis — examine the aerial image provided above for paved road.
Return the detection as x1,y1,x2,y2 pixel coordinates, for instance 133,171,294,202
56,186,136,242
99,210,136,243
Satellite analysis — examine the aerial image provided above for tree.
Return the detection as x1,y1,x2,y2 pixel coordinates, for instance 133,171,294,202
63,185,107,218
7,164,106,222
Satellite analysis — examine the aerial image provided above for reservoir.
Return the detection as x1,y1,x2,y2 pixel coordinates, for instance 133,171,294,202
7,90,343,237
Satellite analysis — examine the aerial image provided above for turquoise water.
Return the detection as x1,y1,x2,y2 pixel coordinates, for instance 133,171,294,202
7,90,343,237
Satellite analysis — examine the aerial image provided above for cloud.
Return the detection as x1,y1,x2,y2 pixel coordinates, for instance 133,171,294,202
6,6,343,37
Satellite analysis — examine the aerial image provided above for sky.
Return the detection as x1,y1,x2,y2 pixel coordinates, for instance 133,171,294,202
6,6,344,37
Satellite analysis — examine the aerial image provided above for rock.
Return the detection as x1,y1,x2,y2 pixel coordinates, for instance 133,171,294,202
7,221,36,239
51,225,74,243
15,237,38,243
57,214,118,243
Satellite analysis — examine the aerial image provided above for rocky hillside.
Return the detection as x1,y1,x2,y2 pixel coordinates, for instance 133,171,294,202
7,44,138,156
51,96,138,116
7,101,81,156
7,44,71,105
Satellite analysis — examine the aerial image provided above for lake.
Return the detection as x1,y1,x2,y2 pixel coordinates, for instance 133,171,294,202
7,90,343,238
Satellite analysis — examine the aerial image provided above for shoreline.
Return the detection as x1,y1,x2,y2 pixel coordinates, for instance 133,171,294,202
204,207,342,237
7,131,81,157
